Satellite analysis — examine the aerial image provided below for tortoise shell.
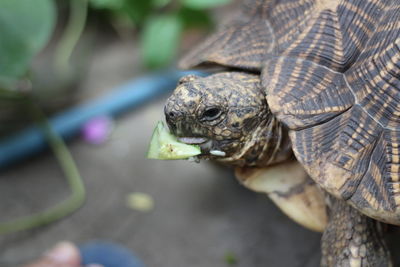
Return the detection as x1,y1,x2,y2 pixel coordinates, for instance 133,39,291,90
180,0,400,225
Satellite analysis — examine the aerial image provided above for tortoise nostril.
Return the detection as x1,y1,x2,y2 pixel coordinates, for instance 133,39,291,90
169,112,175,118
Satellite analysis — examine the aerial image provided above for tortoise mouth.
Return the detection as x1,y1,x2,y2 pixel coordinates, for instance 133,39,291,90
177,137,208,144
178,137,227,158
167,121,229,158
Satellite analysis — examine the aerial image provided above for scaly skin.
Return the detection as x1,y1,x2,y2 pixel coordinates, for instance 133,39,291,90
321,196,391,267
165,72,292,167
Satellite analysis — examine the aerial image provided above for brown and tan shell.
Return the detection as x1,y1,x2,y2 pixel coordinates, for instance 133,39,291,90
179,0,400,225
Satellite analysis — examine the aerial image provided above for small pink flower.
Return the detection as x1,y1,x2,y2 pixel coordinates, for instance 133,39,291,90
82,116,114,145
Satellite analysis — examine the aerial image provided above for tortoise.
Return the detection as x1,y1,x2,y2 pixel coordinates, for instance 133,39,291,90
163,0,400,265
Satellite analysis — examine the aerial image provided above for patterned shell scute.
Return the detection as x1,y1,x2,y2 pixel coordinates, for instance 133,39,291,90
275,0,387,71
355,2,400,65
180,0,386,73
347,40,400,129
263,0,314,52
264,56,355,129
267,0,400,224
178,0,275,70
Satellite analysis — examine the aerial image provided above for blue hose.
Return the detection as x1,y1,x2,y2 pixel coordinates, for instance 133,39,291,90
0,70,205,169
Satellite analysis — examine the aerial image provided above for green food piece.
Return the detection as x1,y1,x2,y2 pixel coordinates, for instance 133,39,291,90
147,121,201,160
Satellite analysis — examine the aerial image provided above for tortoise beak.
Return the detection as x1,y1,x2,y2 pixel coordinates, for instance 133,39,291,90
177,137,208,144
179,138,214,154
178,137,225,157
164,111,227,157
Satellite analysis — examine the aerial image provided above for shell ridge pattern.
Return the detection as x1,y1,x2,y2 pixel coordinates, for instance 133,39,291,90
177,0,400,223
277,0,347,71
264,55,355,130
268,0,315,52
343,77,400,132
265,20,276,54
352,0,400,65
336,0,388,69
178,0,277,70
268,0,400,224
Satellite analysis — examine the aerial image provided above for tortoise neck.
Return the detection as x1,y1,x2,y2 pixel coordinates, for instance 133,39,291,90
218,113,293,167
253,114,293,167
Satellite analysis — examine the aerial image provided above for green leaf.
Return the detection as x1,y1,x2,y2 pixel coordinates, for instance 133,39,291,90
123,0,153,25
179,7,214,29
152,0,171,8
141,15,183,69
90,0,124,9
0,0,55,82
181,0,231,9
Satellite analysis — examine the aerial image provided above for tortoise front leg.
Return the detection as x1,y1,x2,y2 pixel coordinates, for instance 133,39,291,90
321,196,392,267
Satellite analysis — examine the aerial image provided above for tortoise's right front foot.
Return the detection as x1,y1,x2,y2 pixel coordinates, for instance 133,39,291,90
321,196,391,267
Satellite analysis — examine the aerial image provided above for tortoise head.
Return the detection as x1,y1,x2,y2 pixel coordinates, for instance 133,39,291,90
164,72,292,166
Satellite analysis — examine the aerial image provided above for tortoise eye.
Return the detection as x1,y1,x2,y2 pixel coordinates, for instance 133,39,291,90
201,107,222,121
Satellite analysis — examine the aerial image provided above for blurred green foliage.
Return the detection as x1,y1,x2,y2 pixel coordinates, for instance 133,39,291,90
89,0,230,69
224,251,238,265
182,0,231,9
141,14,183,68
0,0,232,234
0,0,55,86
0,0,232,136
0,0,231,89
2,0,233,92
0,0,235,233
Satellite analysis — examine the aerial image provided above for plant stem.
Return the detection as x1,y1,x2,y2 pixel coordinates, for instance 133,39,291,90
54,0,88,76
0,103,85,234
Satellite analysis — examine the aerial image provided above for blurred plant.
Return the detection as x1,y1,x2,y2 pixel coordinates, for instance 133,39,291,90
0,0,55,87
0,0,87,135
0,0,86,234
224,251,238,265
0,0,230,233
0,102,85,234
89,0,231,68
0,0,232,125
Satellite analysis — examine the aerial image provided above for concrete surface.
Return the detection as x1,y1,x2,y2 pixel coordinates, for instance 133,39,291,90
0,93,322,266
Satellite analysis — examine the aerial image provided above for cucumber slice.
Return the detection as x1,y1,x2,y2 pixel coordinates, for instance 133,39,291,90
147,121,201,160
